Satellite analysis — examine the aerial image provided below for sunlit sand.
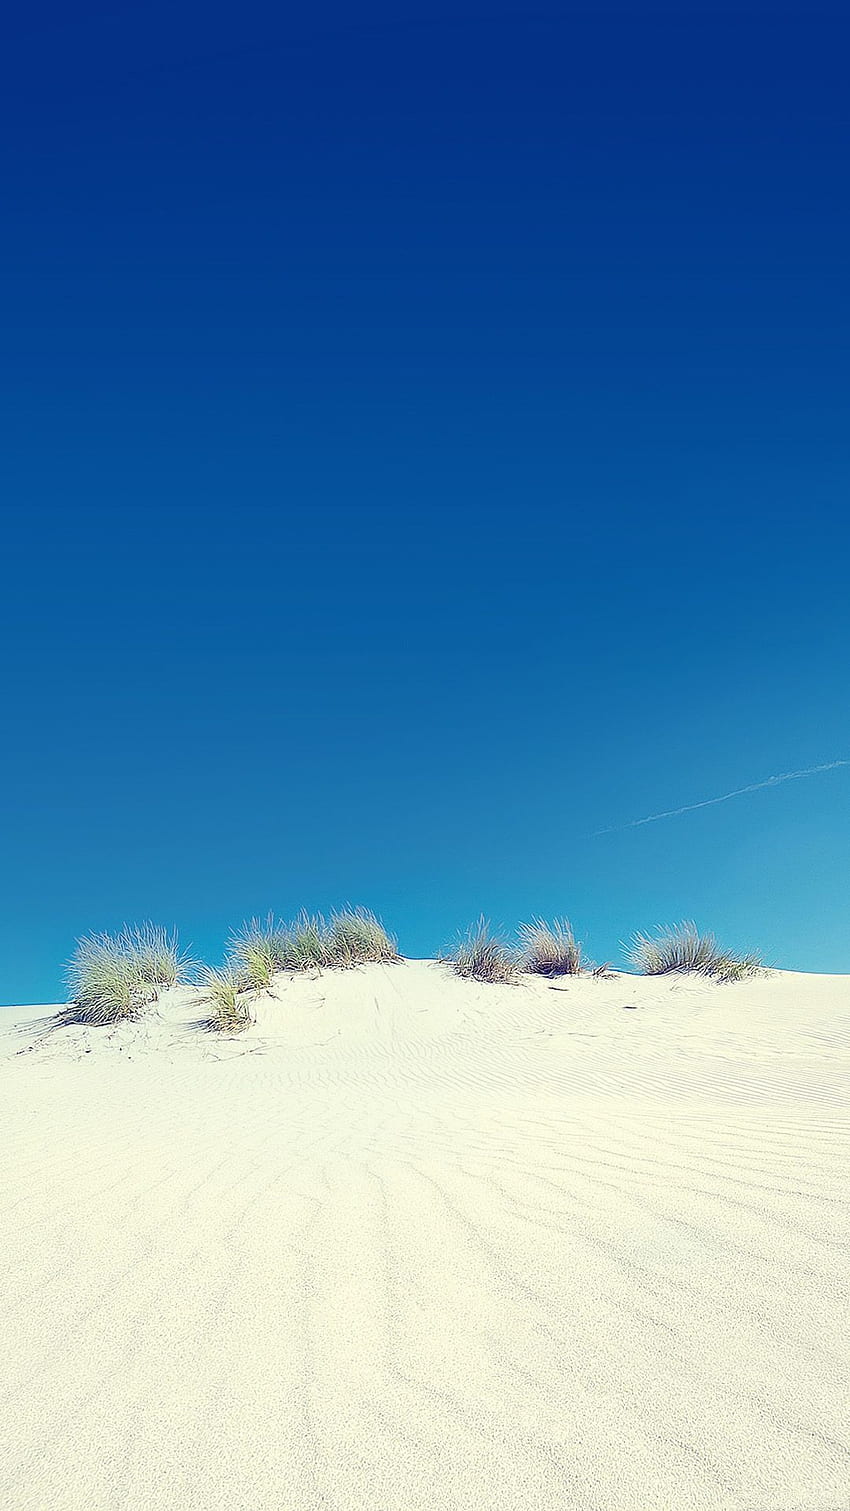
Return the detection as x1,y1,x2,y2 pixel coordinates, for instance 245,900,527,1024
2,962,848,1509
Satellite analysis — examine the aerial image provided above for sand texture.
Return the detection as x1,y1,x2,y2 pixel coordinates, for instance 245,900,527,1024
1,962,849,1511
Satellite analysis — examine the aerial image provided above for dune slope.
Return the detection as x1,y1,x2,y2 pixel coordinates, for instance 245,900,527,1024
1,962,849,1511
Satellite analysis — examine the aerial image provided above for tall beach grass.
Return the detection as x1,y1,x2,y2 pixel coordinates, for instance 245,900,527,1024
200,965,254,1033
121,923,189,986
227,915,288,991
519,917,584,976
442,918,518,983
629,922,762,982
198,905,398,1032
324,907,399,967
65,924,188,1024
279,911,329,970
221,906,399,996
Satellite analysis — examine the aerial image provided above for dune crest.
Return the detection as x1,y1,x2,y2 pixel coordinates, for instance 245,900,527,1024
2,962,849,1510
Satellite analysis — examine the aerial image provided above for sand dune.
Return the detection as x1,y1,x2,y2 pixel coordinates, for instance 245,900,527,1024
2,962,849,1510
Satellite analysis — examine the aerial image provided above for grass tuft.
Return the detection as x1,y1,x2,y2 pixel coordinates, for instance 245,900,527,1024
65,923,187,1024
442,918,518,983
278,911,331,971
122,923,189,987
629,922,762,982
711,951,765,984
324,907,399,967
220,906,399,983
519,917,584,976
227,915,287,991
200,965,254,1032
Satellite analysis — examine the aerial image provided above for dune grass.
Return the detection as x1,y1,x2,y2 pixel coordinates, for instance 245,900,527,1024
279,911,330,970
711,951,765,983
442,918,518,983
629,922,762,982
325,907,399,967
122,923,189,986
65,924,188,1024
202,906,397,1031
519,917,584,976
225,906,399,979
227,915,288,991
200,965,254,1033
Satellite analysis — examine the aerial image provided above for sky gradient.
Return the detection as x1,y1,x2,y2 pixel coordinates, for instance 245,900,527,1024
3,2,850,1000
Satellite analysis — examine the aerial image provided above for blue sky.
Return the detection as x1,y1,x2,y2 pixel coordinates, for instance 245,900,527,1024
3,2,849,1000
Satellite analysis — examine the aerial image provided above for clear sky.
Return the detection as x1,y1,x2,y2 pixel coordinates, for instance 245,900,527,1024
3,2,849,1001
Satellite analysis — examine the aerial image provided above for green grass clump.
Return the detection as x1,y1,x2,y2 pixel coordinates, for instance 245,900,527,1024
442,918,518,983
629,922,762,982
519,917,584,976
324,907,399,967
122,923,188,987
279,911,331,970
200,965,254,1033
65,923,187,1024
221,906,398,983
227,915,288,990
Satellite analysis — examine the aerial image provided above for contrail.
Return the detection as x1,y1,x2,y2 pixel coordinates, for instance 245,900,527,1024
595,758,850,836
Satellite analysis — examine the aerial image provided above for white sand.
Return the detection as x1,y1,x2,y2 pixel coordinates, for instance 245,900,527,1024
1,962,849,1511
